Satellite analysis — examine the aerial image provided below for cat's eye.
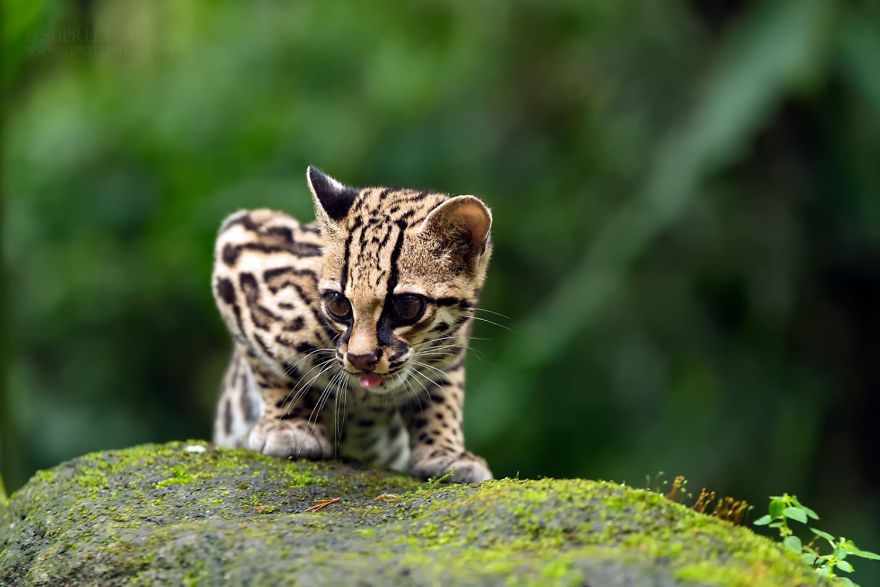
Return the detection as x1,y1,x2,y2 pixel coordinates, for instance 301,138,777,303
322,292,352,322
391,294,426,324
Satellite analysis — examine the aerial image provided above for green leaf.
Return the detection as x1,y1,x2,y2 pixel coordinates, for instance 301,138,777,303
754,514,773,526
800,505,819,520
811,528,835,543
836,560,855,573
850,548,880,561
801,552,817,565
783,536,803,554
841,540,880,560
837,577,858,587
769,499,786,519
783,507,808,524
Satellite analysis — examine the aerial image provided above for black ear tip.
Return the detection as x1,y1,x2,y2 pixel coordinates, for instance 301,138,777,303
307,165,324,184
306,166,356,221
307,165,336,193
307,165,336,196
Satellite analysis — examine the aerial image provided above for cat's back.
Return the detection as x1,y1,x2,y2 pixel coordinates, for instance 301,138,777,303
214,208,325,286
212,208,330,360
213,206,326,300
215,208,323,268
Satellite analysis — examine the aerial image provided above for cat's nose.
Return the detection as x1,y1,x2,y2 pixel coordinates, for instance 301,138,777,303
347,351,378,372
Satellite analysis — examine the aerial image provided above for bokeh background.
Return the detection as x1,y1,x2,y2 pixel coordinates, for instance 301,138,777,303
3,0,879,580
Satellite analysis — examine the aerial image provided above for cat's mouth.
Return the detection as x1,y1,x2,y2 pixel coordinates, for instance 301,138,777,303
342,369,388,390
344,367,406,392
358,373,384,389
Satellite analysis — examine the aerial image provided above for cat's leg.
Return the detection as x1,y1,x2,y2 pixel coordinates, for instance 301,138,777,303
401,364,492,483
246,366,333,460
213,350,261,448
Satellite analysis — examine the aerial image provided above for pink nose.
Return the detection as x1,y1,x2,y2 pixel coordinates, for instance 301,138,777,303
347,352,378,372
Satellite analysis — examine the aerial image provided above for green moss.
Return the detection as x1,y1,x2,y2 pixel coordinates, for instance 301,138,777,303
533,559,585,587
154,464,215,489
0,442,823,586
33,469,57,485
675,561,780,587
74,467,109,492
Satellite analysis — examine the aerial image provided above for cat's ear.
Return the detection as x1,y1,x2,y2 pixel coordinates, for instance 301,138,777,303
419,195,492,265
306,165,357,224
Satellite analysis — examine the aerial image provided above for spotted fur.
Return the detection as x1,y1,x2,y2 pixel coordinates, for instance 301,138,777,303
211,166,493,483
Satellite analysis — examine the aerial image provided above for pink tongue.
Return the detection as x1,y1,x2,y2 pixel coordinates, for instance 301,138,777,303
359,374,384,389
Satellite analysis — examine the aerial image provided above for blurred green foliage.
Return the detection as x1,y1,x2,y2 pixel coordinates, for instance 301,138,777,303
2,0,880,581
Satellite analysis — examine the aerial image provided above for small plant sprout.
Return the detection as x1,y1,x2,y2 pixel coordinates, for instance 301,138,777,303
425,470,455,486
692,489,752,526
647,472,752,526
754,494,880,586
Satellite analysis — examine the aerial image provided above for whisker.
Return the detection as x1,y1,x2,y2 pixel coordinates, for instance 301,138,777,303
282,358,333,393
415,341,488,362
402,375,420,412
283,347,336,376
418,344,488,361
404,365,427,421
413,341,476,359
469,307,511,320
302,363,339,454
416,342,465,352
409,359,450,381
411,334,490,349
411,336,459,349
293,361,337,456
330,369,347,456
406,369,440,422
325,371,339,458
407,365,440,397
336,371,350,451
279,356,337,408
463,313,513,331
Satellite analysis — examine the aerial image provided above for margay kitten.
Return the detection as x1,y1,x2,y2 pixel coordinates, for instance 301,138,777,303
211,166,493,483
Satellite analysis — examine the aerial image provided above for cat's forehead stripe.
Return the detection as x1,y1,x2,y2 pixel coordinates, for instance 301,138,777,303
339,188,445,298
384,220,408,298
346,219,404,298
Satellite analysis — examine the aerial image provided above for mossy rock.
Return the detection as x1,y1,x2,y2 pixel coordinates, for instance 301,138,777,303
0,442,820,586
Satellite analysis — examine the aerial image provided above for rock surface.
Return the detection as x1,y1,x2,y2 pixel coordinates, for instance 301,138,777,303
0,442,819,586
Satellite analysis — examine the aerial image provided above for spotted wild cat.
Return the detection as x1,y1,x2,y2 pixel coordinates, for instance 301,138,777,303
211,166,493,483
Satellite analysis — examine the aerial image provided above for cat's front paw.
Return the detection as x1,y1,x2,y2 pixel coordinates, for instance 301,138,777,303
248,419,332,460
411,450,493,484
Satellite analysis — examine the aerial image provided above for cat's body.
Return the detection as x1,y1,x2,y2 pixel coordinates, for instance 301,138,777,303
211,167,493,482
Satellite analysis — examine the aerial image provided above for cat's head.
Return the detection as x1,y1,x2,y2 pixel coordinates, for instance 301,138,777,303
307,166,492,394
